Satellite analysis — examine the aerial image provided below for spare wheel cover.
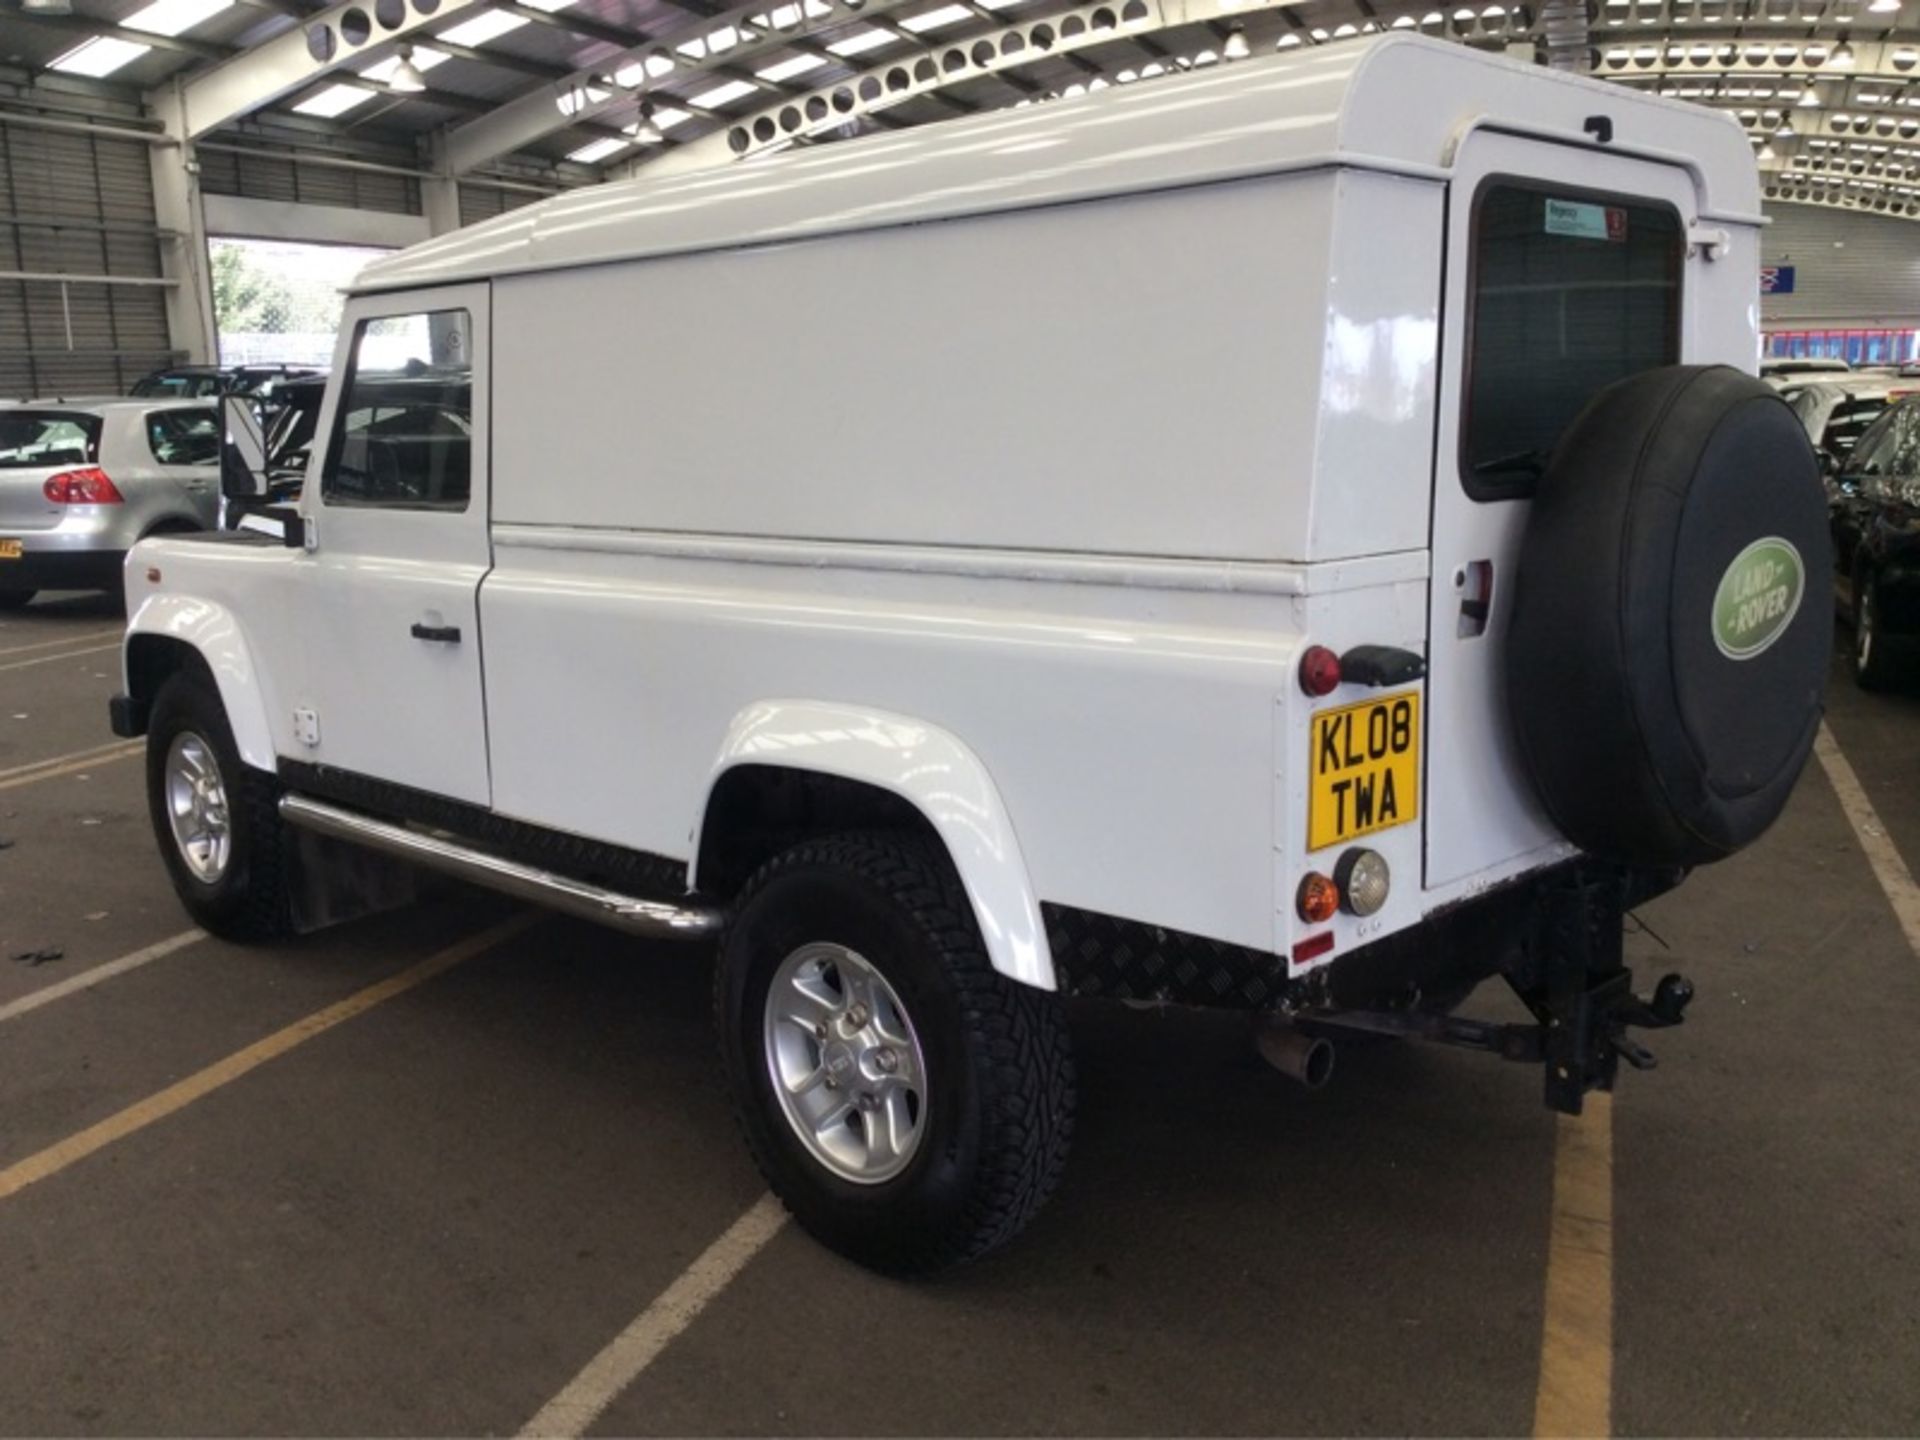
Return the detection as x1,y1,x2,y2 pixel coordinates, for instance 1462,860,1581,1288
1505,364,1831,867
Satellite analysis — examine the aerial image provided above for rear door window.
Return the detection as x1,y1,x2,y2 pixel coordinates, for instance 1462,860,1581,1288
0,412,101,468
1462,182,1684,497
146,408,220,466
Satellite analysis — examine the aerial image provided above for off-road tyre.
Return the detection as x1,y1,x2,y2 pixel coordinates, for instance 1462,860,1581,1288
0,590,34,611
146,668,293,942
1852,563,1901,692
716,831,1075,1276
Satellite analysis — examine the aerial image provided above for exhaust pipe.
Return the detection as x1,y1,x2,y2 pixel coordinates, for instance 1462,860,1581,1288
1256,1021,1335,1090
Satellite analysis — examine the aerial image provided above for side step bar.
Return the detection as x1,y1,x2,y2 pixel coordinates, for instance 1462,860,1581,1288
278,794,724,941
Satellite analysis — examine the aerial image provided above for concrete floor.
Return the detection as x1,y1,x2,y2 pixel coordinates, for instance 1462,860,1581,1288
1,591,1916,1436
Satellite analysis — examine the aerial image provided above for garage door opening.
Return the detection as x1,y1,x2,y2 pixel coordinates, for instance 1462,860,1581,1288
209,237,394,369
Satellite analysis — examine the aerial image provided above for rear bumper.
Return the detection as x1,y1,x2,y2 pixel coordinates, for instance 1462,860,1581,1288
0,547,126,594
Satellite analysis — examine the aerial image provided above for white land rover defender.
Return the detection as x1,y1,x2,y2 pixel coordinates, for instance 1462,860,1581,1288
114,36,1830,1274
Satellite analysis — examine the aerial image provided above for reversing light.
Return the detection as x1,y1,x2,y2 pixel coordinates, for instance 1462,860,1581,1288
43,467,124,504
1335,847,1392,917
1299,644,1342,697
1297,870,1340,924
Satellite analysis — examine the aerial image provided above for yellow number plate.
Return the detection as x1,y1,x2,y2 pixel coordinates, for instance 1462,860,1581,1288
0,538,21,561
1308,692,1420,851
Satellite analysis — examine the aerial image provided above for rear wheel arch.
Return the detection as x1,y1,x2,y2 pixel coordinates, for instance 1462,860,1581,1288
692,703,1055,992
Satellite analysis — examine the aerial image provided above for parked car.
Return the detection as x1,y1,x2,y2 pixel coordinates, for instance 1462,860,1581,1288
1827,395,1920,688
1762,356,1854,388
110,36,1830,1275
130,364,322,401
0,399,221,607
1785,375,1915,461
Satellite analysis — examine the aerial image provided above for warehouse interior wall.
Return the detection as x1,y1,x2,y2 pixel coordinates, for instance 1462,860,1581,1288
1761,202,1920,331
0,97,176,400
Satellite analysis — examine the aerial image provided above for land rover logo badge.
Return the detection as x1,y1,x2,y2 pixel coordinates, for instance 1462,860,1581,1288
1712,537,1805,660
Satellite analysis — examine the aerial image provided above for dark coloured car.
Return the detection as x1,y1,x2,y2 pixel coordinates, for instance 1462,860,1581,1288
130,364,322,401
1828,396,1920,688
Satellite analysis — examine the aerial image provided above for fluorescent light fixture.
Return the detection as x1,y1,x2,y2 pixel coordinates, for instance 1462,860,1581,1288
436,9,527,47
1871,0,1900,12
293,82,380,117
20,0,76,14
756,53,826,82
651,107,692,129
48,35,152,76
522,0,577,10
121,0,232,36
567,135,630,163
900,4,972,32
828,28,894,55
691,78,759,107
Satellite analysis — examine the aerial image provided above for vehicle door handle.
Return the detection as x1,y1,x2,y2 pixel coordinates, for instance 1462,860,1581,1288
410,622,461,644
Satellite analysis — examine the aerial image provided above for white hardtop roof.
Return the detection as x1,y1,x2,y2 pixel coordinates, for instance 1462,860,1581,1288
352,34,1760,295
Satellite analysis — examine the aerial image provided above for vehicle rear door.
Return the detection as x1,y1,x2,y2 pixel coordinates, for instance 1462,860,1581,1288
290,284,493,806
1424,134,1702,892
0,411,101,553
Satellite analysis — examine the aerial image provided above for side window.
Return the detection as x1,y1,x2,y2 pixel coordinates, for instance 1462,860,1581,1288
322,309,473,511
1462,183,1683,497
146,408,220,466
1824,399,1889,456
1848,409,1898,474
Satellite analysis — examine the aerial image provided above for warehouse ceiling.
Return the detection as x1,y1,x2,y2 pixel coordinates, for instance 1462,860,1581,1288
5,0,1920,217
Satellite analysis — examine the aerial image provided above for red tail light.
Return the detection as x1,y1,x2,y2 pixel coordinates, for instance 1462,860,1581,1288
1298,644,1342,697
43,468,123,505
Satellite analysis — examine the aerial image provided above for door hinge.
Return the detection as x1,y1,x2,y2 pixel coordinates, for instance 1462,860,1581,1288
1687,222,1731,261
293,707,320,747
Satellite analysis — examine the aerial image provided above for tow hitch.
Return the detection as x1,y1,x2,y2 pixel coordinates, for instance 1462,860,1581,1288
1298,869,1695,1115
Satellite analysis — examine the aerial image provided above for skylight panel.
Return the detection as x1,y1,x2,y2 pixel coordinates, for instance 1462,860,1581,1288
756,53,826,83
900,4,972,32
48,36,152,77
436,9,528,47
121,0,234,37
292,83,380,117
691,78,760,107
568,136,630,163
828,28,893,56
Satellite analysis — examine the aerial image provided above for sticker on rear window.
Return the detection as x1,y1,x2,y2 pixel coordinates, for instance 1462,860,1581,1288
1544,198,1628,242
1713,537,1805,660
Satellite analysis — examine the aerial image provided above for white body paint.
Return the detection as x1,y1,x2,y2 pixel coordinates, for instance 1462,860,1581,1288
123,35,1763,990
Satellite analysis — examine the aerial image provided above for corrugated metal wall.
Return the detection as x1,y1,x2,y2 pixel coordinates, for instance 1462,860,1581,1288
198,145,422,217
1761,202,1920,329
458,181,545,228
0,116,173,400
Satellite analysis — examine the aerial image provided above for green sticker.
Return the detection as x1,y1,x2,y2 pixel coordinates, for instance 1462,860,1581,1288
1712,537,1805,660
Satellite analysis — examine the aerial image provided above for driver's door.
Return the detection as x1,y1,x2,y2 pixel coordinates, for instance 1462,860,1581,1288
289,284,492,806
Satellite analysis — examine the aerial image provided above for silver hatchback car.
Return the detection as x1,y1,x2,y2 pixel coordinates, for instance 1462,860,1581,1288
0,399,220,608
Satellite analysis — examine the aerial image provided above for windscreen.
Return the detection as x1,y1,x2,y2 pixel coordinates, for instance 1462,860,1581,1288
0,412,102,469
1463,183,1683,496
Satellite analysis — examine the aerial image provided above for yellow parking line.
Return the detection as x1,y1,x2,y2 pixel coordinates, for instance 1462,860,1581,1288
0,741,142,792
1533,1090,1614,1440
0,641,122,674
0,738,142,783
0,628,122,659
0,912,539,1205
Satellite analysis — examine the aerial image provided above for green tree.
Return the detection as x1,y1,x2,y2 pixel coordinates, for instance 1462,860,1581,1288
210,242,307,333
